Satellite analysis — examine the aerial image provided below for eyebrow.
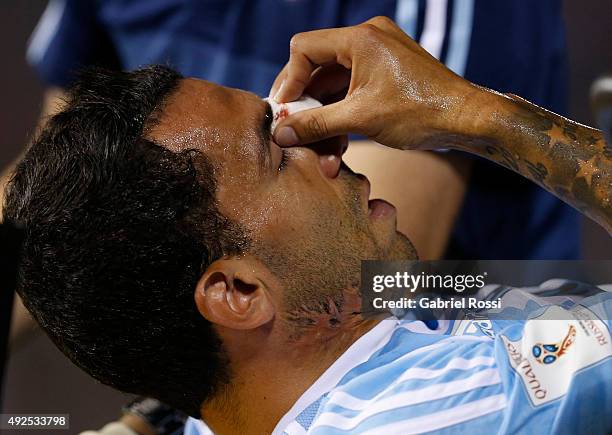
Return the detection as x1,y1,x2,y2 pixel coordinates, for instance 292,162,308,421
256,101,273,169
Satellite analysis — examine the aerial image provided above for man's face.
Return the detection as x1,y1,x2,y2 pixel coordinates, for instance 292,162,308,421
150,79,416,317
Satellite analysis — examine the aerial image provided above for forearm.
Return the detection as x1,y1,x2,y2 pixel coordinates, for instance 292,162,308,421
452,88,611,233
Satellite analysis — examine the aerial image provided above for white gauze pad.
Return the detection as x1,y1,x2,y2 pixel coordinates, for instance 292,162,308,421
264,95,322,133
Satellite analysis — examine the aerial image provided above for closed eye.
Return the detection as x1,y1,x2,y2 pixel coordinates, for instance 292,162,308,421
264,102,273,136
262,101,289,172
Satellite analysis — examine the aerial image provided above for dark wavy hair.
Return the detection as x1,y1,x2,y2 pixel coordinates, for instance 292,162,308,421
3,66,249,416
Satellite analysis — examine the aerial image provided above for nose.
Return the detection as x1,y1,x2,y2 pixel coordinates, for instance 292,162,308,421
314,135,347,179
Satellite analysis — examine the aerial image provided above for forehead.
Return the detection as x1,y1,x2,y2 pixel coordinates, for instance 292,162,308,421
147,78,263,155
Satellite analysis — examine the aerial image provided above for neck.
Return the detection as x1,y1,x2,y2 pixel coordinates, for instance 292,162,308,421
202,315,380,435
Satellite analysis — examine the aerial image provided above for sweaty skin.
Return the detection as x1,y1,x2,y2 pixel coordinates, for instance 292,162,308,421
271,16,611,233
145,78,415,435
466,93,611,233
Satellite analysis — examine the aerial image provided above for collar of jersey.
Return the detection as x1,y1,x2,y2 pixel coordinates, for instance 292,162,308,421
272,316,402,434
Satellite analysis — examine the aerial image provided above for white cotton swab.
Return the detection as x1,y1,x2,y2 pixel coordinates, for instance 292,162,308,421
264,95,322,133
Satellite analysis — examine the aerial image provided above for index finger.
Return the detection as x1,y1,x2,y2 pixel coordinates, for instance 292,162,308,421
274,27,355,103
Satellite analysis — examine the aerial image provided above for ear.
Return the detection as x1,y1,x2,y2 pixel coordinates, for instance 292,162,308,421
194,255,275,330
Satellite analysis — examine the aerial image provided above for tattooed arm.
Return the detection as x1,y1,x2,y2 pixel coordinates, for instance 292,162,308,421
451,89,612,233
269,17,611,232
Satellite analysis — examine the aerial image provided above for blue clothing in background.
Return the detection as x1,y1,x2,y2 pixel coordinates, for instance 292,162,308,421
28,0,580,259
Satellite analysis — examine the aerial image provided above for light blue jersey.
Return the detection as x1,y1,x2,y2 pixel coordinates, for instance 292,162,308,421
186,281,612,434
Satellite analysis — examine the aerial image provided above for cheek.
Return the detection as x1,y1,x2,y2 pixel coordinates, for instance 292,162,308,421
256,180,351,249
251,187,316,240
219,167,362,250
224,176,316,244
215,175,306,239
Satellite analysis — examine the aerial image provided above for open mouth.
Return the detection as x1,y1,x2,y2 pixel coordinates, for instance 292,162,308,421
355,172,397,219
368,198,396,219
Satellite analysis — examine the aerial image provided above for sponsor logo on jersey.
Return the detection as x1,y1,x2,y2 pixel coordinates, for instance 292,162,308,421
451,318,495,339
532,325,576,365
501,306,611,406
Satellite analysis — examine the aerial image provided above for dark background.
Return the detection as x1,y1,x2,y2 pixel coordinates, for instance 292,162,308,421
1,1,611,434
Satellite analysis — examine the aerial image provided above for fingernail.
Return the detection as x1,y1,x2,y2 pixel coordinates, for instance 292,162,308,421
275,126,298,146
273,81,286,102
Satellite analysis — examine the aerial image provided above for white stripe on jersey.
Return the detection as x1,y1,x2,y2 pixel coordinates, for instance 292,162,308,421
284,420,307,435
274,283,612,434
361,393,507,435
419,0,448,59
275,322,492,434
273,319,398,434
26,0,67,65
313,368,502,431
324,355,496,410
276,321,488,433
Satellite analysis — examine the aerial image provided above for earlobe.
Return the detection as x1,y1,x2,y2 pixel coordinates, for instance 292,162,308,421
194,257,276,330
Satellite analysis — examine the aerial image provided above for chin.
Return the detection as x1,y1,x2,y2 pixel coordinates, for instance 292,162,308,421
383,231,418,261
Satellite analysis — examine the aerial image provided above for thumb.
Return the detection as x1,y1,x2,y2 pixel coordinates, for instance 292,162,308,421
274,101,353,146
